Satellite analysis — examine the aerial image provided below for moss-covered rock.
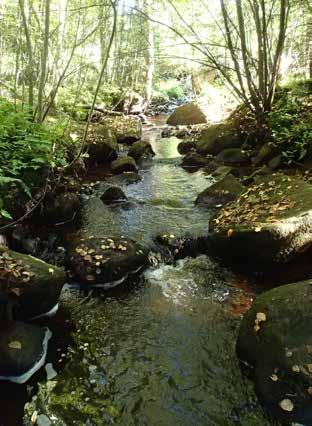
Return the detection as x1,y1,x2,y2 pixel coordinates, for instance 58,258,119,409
167,102,208,126
209,173,312,266
216,148,250,166
35,192,81,225
237,280,312,424
128,140,155,161
0,246,66,320
177,140,196,155
196,174,245,208
253,142,278,167
0,322,51,384
111,156,138,174
100,116,142,144
88,126,118,163
197,124,243,156
68,236,148,287
181,152,210,170
100,185,127,204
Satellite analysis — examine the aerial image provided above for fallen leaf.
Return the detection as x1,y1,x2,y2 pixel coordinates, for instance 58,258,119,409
8,340,22,350
279,399,294,412
256,312,266,323
227,228,234,238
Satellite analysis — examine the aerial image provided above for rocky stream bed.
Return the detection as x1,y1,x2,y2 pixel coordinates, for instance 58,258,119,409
1,115,312,425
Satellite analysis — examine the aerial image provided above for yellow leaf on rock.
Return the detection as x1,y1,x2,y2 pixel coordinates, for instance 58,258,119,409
279,399,294,412
227,229,234,238
8,340,22,350
256,312,266,323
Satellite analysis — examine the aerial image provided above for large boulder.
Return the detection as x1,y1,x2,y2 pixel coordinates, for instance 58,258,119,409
177,140,197,155
216,148,250,166
237,280,312,424
100,185,127,205
68,236,148,287
253,142,278,167
181,152,210,171
128,140,155,161
100,116,142,144
35,192,81,225
87,126,118,163
0,322,51,384
196,174,245,208
209,174,312,267
197,124,243,156
111,157,138,174
0,246,66,320
167,103,208,126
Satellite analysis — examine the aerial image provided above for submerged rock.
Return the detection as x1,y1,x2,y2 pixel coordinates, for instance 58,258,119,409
167,102,208,126
196,174,245,208
209,173,312,266
111,157,138,174
0,246,66,320
128,140,155,161
88,126,118,164
100,185,127,204
0,322,51,384
237,280,312,424
68,236,148,287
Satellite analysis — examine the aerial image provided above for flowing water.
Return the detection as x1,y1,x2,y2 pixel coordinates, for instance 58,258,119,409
6,117,274,425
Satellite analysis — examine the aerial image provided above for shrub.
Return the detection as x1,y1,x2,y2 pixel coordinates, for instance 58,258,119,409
267,82,312,163
0,99,71,220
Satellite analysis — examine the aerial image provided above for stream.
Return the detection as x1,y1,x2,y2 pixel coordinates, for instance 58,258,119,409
2,118,274,425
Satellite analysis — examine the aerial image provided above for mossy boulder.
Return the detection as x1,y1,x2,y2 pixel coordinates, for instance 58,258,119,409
0,322,51,384
68,236,148,287
111,156,138,174
209,173,312,266
0,246,66,320
100,116,142,144
181,152,210,171
100,185,127,204
253,142,278,167
88,126,118,163
197,124,243,156
216,148,250,166
128,140,155,161
35,192,81,225
237,280,312,424
196,174,245,208
167,102,208,126
177,140,197,155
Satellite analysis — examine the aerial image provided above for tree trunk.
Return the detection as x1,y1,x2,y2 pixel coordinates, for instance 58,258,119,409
144,0,154,107
18,0,34,110
37,0,51,123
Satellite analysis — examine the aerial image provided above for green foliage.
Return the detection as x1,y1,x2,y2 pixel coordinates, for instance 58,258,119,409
154,79,186,101
267,81,312,164
0,99,71,220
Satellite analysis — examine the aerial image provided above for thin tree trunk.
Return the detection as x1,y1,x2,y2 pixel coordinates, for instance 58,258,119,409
18,0,34,110
144,0,154,107
37,0,51,123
